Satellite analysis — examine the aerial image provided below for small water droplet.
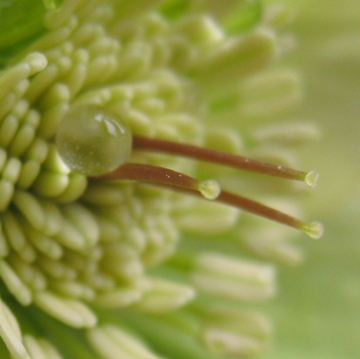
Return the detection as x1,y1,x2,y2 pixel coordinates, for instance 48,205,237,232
198,180,221,200
305,170,319,188
302,221,324,239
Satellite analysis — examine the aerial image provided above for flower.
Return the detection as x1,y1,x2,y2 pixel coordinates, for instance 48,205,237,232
0,1,322,358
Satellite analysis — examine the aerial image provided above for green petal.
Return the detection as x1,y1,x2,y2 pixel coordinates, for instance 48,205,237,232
0,0,49,66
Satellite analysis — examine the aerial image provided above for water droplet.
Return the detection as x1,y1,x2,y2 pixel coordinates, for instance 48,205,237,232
305,170,319,188
56,105,132,177
198,180,221,200
302,221,324,239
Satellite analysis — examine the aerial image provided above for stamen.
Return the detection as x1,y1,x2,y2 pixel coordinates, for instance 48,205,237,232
133,136,319,187
96,163,323,238
215,190,323,239
55,105,322,237
98,163,221,200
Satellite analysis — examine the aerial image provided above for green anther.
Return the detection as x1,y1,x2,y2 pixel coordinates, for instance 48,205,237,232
223,0,262,34
159,0,189,20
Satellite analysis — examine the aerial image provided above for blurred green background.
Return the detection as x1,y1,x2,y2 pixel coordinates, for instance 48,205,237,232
262,1,360,358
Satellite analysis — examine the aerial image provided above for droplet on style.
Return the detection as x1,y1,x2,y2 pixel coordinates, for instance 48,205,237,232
56,105,132,177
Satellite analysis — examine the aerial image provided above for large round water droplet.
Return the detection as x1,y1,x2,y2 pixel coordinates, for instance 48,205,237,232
56,105,132,177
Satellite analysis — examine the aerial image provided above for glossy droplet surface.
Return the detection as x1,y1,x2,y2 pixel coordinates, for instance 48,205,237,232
198,180,221,200
56,105,132,177
305,170,319,188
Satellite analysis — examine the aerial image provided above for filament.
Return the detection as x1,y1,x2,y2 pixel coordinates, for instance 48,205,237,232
133,136,319,187
96,161,323,238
